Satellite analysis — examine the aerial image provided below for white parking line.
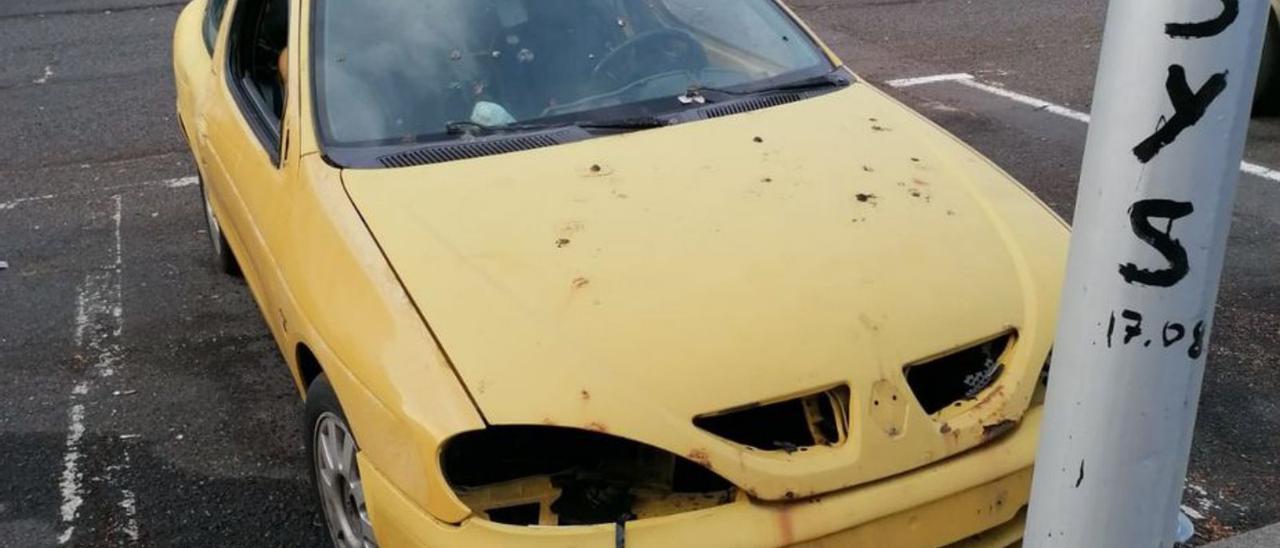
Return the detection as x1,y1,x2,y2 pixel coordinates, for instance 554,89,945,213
163,175,198,188
884,73,974,88
119,488,139,541
56,404,85,544
0,193,58,211
0,175,196,212
886,73,1280,184
58,195,132,545
33,65,54,85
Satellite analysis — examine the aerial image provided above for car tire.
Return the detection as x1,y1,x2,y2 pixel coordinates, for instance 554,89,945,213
198,174,241,276
1255,11,1278,115
306,375,379,548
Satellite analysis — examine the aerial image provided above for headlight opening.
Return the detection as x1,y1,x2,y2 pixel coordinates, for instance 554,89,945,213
441,426,737,526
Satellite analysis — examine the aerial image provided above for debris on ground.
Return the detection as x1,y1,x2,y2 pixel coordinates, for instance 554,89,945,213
0,261,8,271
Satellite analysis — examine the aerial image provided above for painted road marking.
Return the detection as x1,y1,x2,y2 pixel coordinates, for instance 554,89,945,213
33,65,54,85
0,193,58,211
0,176,197,212
163,176,198,188
58,195,132,544
886,73,1280,184
883,73,974,88
56,404,85,544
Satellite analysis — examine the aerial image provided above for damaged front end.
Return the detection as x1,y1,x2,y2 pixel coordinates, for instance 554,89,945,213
441,426,737,527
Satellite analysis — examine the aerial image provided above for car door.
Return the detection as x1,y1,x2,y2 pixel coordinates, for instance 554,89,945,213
197,0,297,345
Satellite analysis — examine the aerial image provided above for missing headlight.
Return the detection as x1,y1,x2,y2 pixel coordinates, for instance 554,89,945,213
441,426,736,526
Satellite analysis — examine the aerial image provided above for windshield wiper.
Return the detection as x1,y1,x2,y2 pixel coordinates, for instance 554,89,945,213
444,120,560,136
445,116,670,137
682,68,853,102
576,116,672,130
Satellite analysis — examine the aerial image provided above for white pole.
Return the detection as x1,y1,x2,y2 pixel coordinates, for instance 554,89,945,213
1025,0,1271,546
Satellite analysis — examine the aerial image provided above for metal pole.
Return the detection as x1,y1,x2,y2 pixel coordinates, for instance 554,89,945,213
1025,1,1271,546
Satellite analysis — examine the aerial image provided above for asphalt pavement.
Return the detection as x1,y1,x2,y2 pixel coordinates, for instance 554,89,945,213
0,0,1277,546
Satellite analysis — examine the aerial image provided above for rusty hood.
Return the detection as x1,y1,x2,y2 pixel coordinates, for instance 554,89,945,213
341,84,1068,500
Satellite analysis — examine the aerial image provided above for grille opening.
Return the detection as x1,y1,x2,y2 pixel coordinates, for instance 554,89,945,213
485,503,541,526
702,93,803,120
905,333,1014,415
378,130,577,168
443,426,735,526
693,386,850,452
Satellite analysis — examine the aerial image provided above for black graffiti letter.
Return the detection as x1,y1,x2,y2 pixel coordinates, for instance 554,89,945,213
1119,199,1194,287
1162,322,1187,347
1121,310,1144,344
1167,0,1239,39
1133,66,1229,163
1188,321,1206,359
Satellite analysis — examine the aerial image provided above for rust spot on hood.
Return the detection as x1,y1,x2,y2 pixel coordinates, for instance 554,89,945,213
982,419,1018,442
687,449,712,469
776,507,795,545
583,163,613,177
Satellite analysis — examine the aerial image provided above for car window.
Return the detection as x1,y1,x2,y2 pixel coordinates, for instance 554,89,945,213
202,0,231,54
313,0,833,147
227,0,289,161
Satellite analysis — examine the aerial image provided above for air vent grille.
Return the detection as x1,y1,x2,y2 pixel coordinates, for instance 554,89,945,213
702,93,803,120
693,386,850,452
905,332,1015,415
379,132,568,168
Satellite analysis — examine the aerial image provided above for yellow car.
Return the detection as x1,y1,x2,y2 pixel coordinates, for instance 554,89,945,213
1259,1,1280,109
174,1,1066,546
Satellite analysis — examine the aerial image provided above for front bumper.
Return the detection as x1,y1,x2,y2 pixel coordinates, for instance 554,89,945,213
362,407,1042,548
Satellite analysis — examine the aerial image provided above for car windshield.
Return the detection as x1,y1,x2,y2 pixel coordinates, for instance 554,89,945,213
313,0,835,147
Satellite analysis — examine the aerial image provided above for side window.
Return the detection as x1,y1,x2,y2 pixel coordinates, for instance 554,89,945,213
227,0,289,161
202,0,231,54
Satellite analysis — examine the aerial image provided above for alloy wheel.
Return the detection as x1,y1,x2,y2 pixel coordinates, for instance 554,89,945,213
313,413,377,548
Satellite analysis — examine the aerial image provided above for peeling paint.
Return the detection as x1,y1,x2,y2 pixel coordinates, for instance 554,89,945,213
687,449,712,469
981,419,1018,442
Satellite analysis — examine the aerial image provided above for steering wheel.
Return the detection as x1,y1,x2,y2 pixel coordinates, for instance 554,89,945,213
591,29,709,89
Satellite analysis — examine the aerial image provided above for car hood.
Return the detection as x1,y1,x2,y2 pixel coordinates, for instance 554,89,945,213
342,84,1068,500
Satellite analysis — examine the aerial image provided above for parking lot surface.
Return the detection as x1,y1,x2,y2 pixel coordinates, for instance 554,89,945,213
1,0,1277,545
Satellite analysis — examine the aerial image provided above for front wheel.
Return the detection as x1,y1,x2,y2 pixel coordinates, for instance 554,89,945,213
306,375,378,548
1255,11,1278,115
